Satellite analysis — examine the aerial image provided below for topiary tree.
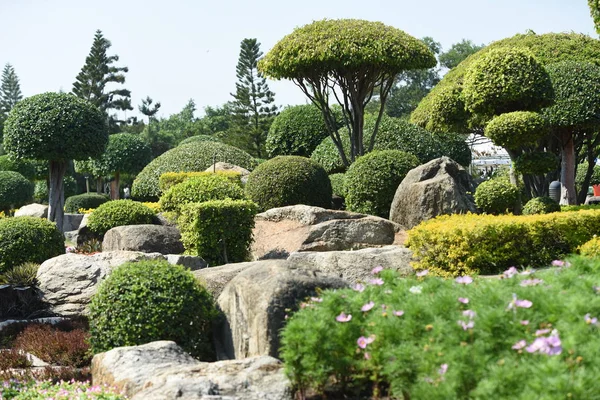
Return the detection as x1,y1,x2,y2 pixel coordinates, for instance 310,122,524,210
259,19,436,167
3,93,108,231
178,135,220,146
0,171,33,214
590,0,600,35
484,111,549,150
0,155,36,180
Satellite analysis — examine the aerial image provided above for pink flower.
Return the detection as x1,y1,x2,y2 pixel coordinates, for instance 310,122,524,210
526,331,562,355
512,340,527,350
416,269,429,277
503,266,518,278
520,320,529,325
458,297,469,304
520,279,543,287
361,301,375,312
310,297,322,303
458,320,474,330
520,269,535,276
364,352,371,360
336,312,352,322
371,266,384,274
393,310,404,317
535,329,551,336
585,313,598,325
462,310,476,319
352,283,365,292
507,294,533,310
357,335,375,349
438,363,448,375
369,278,384,286
455,276,473,285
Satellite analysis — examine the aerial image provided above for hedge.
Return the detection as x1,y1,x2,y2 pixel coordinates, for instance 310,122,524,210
64,193,109,214
158,171,242,193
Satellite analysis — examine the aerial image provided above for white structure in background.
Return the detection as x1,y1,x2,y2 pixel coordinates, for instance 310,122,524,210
467,133,510,177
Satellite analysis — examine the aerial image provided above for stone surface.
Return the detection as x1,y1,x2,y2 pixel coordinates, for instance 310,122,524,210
217,260,347,359
204,162,251,185
37,251,164,317
389,157,477,229
585,196,600,205
75,213,101,246
14,203,48,218
102,224,185,254
63,213,84,232
165,254,207,271
251,205,396,260
193,261,256,300
287,245,414,283
92,341,291,400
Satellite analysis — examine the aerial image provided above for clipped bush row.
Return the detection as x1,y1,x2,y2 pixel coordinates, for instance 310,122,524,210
64,193,109,213
158,170,242,193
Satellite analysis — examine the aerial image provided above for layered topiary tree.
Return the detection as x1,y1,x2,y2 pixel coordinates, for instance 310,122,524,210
0,171,33,213
484,111,548,150
260,19,436,167
3,93,108,231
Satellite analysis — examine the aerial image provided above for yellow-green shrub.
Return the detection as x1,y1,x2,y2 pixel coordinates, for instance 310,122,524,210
158,171,242,193
159,175,245,213
406,210,600,277
579,236,600,257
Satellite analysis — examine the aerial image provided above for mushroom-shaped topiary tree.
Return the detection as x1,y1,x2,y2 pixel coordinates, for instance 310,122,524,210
259,19,436,167
3,93,108,231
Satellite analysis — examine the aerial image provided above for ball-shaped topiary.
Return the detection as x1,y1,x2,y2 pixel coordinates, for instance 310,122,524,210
513,152,558,176
484,111,549,150
87,200,156,236
344,150,420,218
474,179,520,215
522,197,560,215
132,141,257,201
245,156,332,211
0,216,65,273
310,132,351,174
579,236,600,258
0,171,34,212
178,135,220,146
328,173,347,198
89,260,217,359
0,155,36,180
64,193,109,213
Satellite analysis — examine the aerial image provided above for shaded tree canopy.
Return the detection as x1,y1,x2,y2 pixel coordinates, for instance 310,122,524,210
439,39,484,70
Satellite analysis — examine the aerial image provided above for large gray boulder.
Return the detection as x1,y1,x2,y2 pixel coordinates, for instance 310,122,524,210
389,157,477,229
102,224,185,254
14,203,48,218
193,260,258,299
217,260,347,359
251,205,396,260
92,341,291,400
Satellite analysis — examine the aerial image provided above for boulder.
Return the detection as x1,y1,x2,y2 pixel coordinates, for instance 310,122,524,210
251,205,396,260
165,254,207,271
75,213,101,246
217,260,347,359
14,203,48,218
102,224,185,254
193,261,257,299
389,157,477,229
205,162,251,185
63,213,84,232
92,341,291,400
287,245,414,283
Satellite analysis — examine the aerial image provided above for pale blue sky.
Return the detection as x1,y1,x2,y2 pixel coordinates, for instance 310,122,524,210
0,0,596,119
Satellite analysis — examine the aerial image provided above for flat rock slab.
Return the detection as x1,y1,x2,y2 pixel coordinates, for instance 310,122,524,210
102,224,185,254
193,260,265,300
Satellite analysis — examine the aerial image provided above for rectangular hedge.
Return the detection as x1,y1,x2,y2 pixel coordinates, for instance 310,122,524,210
406,210,600,277
159,171,242,193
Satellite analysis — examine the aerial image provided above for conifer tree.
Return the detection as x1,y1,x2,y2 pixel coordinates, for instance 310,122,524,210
138,96,161,123
0,64,23,117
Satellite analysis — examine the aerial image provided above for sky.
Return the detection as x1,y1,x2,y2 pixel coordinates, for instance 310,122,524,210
0,0,597,120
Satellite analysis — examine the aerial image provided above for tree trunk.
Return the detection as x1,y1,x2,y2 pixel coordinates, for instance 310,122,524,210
560,132,577,205
96,177,103,194
47,160,67,234
111,172,120,200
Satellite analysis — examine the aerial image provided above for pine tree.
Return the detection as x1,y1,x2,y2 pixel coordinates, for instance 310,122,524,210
72,30,132,131
0,63,23,117
138,96,161,123
229,38,278,158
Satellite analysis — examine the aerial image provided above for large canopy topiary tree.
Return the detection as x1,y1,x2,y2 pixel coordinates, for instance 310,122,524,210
259,19,436,167
3,92,108,231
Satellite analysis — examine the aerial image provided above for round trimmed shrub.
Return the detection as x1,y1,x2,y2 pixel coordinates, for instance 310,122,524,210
484,111,548,149
0,155,36,180
513,152,558,176
0,171,34,212
0,216,65,274
245,156,332,211
310,132,350,174
328,173,347,198
89,260,217,359
64,193,109,213
344,150,419,218
132,141,257,201
178,135,220,146
474,179,520,215
579,236,600,258
87,200,156,236
522,196,560,215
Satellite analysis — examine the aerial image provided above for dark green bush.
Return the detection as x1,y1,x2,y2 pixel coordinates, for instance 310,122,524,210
0,216,65,274
344,150,419,218
87,200,155,236
178,199,258,266
131,141,257,201
328,173,347,198
33,181,47,204
0,155,36,180
522,196,560,215
0,171,34,212
474,179,520,215
576,164,600,193
513,152,559,176
89,260,217,359
484,111,548,149
245,156,332,211
310,132,350,174
64,193,109,213
178,135,220,146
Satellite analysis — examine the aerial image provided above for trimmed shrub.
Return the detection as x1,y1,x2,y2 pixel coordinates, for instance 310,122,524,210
0,171,34,212
562,204,600,212
329,173,347,198
89,260,217,359
14,324,90,367
178,135,220,146
310,132,350,174
344,150,419,218
0,216,65,274
131,141,257,201
579,236,600,257
245,156,332,211
178,199,258,266
522,197,560,215
484,111,548,149
0,155,36,180
474,179,520,215
406,209,600,276
64,193,109,213
513,152,558,176
158,171,242,193
159,174,246,213
87,200,155,236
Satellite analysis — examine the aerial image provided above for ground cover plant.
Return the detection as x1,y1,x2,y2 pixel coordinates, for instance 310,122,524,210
0,380,125,399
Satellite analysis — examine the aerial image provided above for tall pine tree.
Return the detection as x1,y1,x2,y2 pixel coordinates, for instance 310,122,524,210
72,30,132,132
0,63,23,117
229,38,277,158
138,96,161,123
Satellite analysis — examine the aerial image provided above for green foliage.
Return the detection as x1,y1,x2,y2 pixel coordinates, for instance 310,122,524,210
87,200,155,236
281,257,600,398
562,204,600,212
328,173,347,198
579,236,600,257
131,141,256,201
1,380,125,399
474,179,520,215
576,164,600,190
522,196,560,215
245,156,332,211
0,262,39,286
32,178,76,204
591,0,600,35
310,132,351,174
513,152,558,176
0,63,23,117
0,216,64,274
64,193,109,213
158,171,242,193
484,111,548,149
178,135,220,146
89,260,217,359
159,174,246,213
0,155,35,180
3,92,108,161
0,171,33,211
438,39,484,69
345,150,419,218
411,84,469,133
406,210,600,276
178,199,258,266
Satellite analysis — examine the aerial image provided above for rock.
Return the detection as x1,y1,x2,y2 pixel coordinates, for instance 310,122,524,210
92,341,292,400
102,224,185,254
205,162,251,185
389,157,477,229
63,213,84,232
217,260,347,359
165,254,207,271
287,245,414,283
585,196,600,205
251,205,396,260
193,261,256,299
14,203,48,218
37,251,163,317
76,213,101,246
